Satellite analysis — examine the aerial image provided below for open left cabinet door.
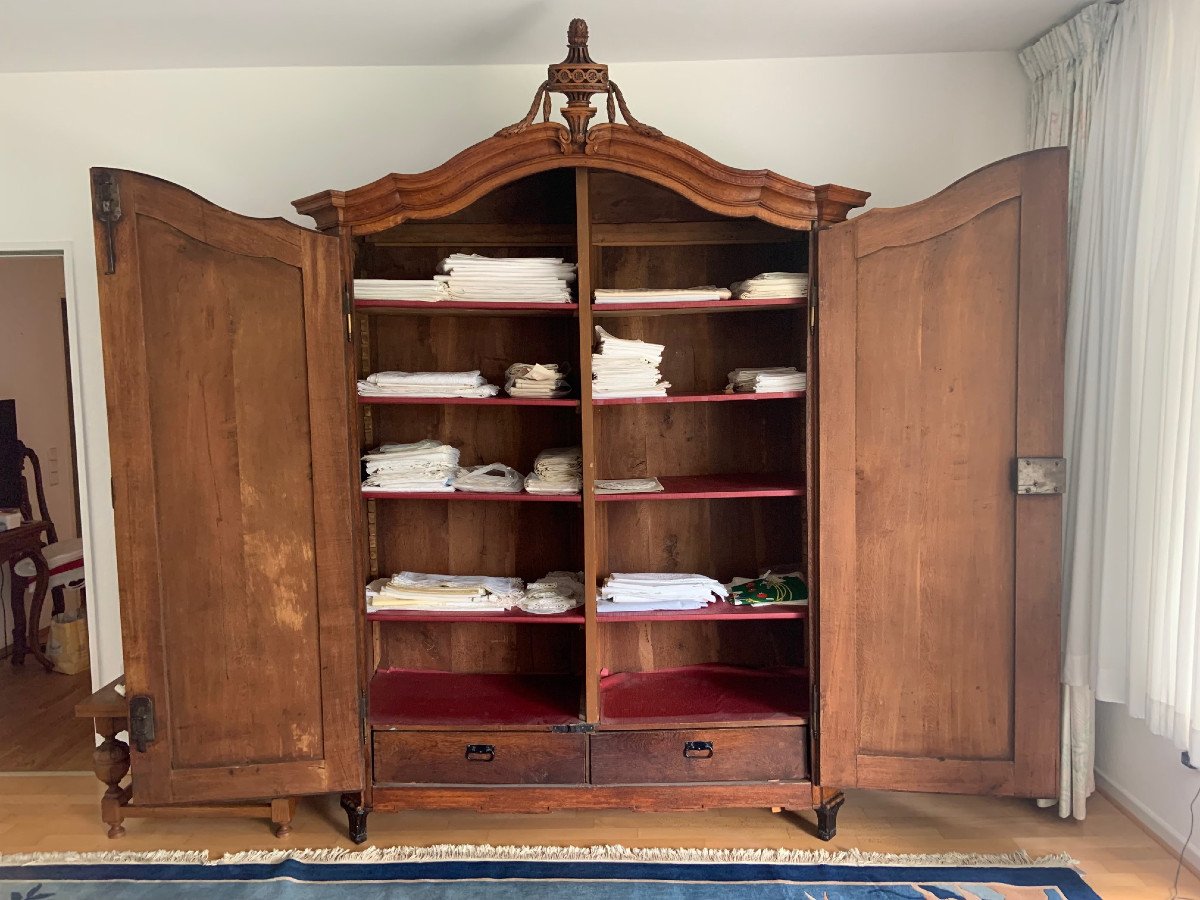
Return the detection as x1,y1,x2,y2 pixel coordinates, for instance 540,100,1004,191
815,149,1066,797
91,169,361,804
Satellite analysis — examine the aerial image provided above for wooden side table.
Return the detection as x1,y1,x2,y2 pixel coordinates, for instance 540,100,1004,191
1,520,52,669
75,678,298,838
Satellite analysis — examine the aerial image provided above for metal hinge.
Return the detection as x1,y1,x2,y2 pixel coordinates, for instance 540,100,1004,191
128,694,156,753
92,169,122,275
551,723,596,734
343,287,353,342
1015,457,1066,495
358,692,368,720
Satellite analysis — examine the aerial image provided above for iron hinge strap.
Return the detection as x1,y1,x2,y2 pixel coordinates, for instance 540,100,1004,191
1015,457,1067,495
91,169,122,275
551,723,596,734
343,287,353,343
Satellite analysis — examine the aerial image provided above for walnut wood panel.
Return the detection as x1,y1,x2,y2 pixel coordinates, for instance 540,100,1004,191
377,622,581,675
373,731,587,785
594,404,804,478
370,781,812,813
293,122,869,235
599,620,803,673
595,244,803,295
815,149,1066,797
91,169,360,804
590,726,808,784
374,499,581,580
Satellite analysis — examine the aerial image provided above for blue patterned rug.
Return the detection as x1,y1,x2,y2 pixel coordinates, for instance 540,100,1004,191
0,846,1099,899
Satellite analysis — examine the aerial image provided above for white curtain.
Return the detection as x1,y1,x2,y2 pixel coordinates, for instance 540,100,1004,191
1026,0,1200,819
1020,0,1118,821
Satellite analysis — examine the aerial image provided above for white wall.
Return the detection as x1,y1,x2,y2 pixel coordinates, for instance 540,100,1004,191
0,255,78,646
0,51,1028,685
1096,701,1200,866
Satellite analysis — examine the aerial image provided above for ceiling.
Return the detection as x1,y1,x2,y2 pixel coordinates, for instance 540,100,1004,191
0,0,1088,74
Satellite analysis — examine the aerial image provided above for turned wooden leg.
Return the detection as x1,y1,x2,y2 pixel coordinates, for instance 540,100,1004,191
8,570,29,666
271,797,297,838
341,792,369,844
812,785,846,842
93,715,131,838
23,551,53,670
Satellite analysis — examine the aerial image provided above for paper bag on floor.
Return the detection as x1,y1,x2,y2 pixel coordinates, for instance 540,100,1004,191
46,608,89,675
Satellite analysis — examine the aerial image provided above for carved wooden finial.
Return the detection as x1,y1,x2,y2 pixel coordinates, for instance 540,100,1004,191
496,18,660,152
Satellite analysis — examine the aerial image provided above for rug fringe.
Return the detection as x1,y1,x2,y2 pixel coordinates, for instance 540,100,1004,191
0,844,1077,868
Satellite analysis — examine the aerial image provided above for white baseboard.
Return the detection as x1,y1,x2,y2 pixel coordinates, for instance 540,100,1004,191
1095,766,1200,872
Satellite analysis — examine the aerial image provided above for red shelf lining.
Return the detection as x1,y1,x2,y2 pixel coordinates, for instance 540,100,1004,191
367,608,585,625
369,669,582,727
362,490,580,503
591,297,807,314
597,600,806,622
599,664,809,725
592,390,803,406
355,300,579,315
359,395,579,407
595,474,803,501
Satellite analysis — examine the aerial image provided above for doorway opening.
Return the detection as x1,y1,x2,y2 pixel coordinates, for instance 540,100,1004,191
0,252,93,771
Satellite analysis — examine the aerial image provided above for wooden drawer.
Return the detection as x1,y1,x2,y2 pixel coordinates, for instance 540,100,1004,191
373,731,588,785
590,726,808,785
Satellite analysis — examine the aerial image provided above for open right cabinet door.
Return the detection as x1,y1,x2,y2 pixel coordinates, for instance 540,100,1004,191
815,149,1066,797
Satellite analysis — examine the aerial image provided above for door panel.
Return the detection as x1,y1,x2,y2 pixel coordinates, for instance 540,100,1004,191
92,169,361,803
815,150,1066,797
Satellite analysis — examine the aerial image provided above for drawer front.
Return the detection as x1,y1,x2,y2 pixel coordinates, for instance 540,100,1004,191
590,726,808,785
373,731,587,785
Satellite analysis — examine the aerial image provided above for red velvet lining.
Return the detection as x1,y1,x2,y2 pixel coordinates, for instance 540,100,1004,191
600,664,809,725
369,668,581,727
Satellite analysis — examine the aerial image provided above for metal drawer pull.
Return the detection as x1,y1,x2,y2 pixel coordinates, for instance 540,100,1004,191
465,744,495,762
683,740,714,759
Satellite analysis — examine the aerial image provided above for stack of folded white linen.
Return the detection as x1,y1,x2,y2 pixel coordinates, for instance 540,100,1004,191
353,278,449,302
517,571,586,615
594,286,732,304
436,254,576,303
357,371,499,399
452,463,524,494
595,477,664,494
362,440,459,493
730,272,810,300
365,572,525,613
598,573,729,613
726,366,807,393
505,363,571,399
591,326,670,398
524,446,582,495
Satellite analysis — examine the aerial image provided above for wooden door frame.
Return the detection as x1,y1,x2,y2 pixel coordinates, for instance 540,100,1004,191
0,243,99,689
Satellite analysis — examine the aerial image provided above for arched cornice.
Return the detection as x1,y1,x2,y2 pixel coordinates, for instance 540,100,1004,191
293,122,870,234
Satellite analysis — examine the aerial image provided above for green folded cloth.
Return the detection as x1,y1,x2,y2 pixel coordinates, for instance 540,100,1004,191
727,572,809,606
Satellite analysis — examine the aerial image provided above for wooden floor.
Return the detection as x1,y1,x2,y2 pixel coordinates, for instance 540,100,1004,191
0,773,1192,897
0,658,93,771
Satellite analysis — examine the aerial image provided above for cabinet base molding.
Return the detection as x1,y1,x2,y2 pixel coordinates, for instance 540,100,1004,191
355,782,826,843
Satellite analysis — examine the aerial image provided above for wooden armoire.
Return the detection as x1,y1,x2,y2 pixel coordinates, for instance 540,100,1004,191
89,20,1065,843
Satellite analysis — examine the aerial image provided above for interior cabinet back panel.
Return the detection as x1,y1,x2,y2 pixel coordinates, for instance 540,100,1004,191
599,620,804,672
93,169,361,804
378,622,582,674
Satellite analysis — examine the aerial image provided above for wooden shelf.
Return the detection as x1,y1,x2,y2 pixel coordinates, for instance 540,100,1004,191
593,390,803,406
599,664,809,726
368,607,585,625
591,297,806,316
597,600,806,622
595,474,803,501
355,300,579,316
370,669,583,727
363,489,580,502
359,395,579,407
